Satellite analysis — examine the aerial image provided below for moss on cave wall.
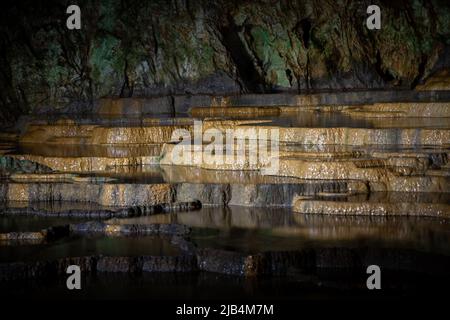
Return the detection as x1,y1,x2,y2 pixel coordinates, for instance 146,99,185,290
0,0,449,122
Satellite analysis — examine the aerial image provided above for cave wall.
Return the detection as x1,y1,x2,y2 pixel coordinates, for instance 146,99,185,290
0,0,449,123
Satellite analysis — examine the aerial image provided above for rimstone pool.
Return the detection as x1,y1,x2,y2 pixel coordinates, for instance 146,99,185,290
1,88,450,300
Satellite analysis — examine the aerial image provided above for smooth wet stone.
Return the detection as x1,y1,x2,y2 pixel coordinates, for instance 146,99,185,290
70,222,191,237
8,154,160,172
18,115,450,148
135,91,450,111
0,207,118,218
292,198,450,218
274,127,450,145
196,249,265,277
159,142,449,185
339,102,450,118
0,201,201,218
160,164,308,184
416,69,450,91
0,156,52,174
2,182,172,206
276,158,449,193
174,182,351,207
17,143,163,158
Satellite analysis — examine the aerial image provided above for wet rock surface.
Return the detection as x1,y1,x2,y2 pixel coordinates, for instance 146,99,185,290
0,91,449,296
70,221,191,237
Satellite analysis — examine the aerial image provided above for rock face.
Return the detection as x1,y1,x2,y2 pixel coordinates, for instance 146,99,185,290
1,0,450,123
3,182,172,206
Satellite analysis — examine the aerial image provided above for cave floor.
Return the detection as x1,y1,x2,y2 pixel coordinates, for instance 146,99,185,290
1,91,450,299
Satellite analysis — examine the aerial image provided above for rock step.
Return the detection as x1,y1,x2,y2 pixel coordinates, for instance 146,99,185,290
90,91,450,115
160,145,449,193
1,174,445,208
0,180,365,208
338,102,450,117
272,127,450,145
174,182,366,206
416,69,450,91
192,102,450,118
20,124,189,144
1,200,201,218
5,145,448,174
161,143,448,169
160,165,329,184
8,154,160,172
19,119,450,145
6,143,448,174
0,182,172,207
276,158,449,193
292,199,450,218
17,143,163,158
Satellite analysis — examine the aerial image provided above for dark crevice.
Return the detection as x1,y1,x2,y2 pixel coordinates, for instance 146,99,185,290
411,54,428,89
374,50,395,82
296,18,312,49
219,14,269,93
169,95,176,117
285,69,293,87
120,59,134,98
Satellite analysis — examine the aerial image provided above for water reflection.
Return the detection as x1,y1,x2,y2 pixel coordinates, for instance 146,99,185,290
0,235,180,263
118,206,450,254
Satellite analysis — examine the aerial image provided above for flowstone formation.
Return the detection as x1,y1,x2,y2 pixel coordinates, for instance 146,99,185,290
1,78,450,297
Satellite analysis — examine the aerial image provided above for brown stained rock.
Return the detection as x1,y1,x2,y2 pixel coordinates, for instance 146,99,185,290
277,159,449,193
292,199,450,218
99,183,172,207
20,124,98,144
4,182,173,206
275,127,450,146
8,155,159,172
175,182,355,207
0,231,45,241
339,102,450,118
416,69,450,91
160,164,307,184
142,255,197,273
